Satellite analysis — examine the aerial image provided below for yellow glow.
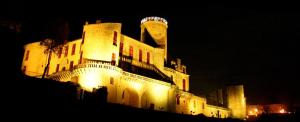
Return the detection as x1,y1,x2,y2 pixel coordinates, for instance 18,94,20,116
279,109,285,113
254,108,258,112
153,85,164,97
249,111,253,115
80,72,100,92
131,81,142,91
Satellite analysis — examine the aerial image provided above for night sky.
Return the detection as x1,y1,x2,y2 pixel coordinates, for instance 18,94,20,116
4,1,299,105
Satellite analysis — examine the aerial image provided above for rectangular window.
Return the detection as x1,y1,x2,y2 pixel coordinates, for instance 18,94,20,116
69,61,74,70
82,31,85,44
176,95,180,105
58,47,62,58
129,46,133,57
23,66,26,73
56,64,60,72
110,77,114,85
71,44,76,55
202,103,205,109
119,41,123,54
111,53,116,66
113,31,117,46
147,52,150,64
25,50,29,61
183,79,186,91
64,46,69,57
62,67,66,71
139,49,142,62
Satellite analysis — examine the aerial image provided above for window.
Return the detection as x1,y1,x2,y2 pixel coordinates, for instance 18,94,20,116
71,44,76,55
202,103,205,109
183,79,186,91
147,52,150,64
58,47,62,58
111,53,116,66
194,100,196,108
56,64,60,72
110,77,114,85
25,50,29,61
69,61,74,70
82,31,85,44
129,46,133,57
23,66,26,73
64,46,69,57
113,31,117,46
176,94,180,105
139,49,142,62
62,67,66,71
119,41,123,54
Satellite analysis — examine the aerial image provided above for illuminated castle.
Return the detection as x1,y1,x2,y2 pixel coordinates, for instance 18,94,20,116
21,17,246,119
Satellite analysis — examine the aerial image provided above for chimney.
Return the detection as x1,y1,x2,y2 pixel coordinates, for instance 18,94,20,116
177,58,181,69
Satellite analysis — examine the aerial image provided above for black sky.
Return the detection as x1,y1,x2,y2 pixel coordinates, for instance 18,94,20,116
4,1,299,105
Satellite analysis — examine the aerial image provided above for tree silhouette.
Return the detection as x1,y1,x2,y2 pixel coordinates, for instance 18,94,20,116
40,38,62,79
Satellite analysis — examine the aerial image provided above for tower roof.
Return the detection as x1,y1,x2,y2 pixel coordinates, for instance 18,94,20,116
141,16,168,26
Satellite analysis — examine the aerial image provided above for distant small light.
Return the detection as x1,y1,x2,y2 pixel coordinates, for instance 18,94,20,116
254,108,258,112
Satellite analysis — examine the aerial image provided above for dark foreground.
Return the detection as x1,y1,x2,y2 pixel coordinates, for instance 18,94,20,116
10,75,299,122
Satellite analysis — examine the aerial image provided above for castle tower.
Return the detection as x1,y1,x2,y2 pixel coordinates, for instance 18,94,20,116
140,17,168,63
227,85,246,119
81,21,122,65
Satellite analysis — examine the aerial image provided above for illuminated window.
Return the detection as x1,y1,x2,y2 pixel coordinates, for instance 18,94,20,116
183,79,186,91
64,46,68,57
119,41,123,54
139,49,142,62
23,66,26,73
71,44,76,55
110,77,114,85
58,47,62,58
82,31,85,44
56,64,60,72
25,50,29,61
69,61,74,70
113,31,117,46
112,53,116,66
147,52,150,64
129,46,133,57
